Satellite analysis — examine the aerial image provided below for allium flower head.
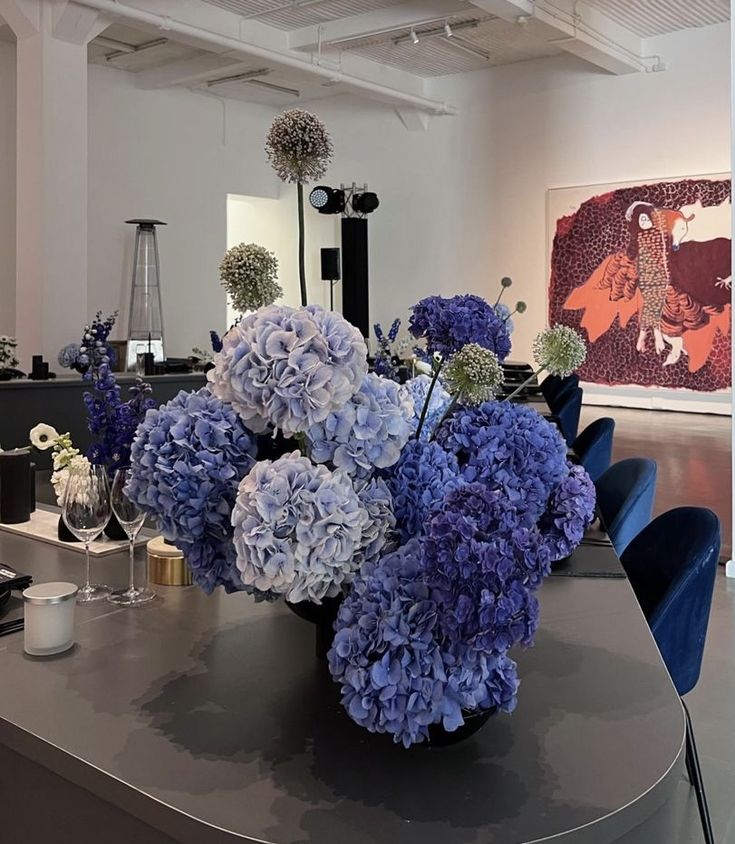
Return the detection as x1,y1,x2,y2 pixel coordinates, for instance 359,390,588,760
533,325,587,377
307,373,414,478
126,388,257,593
220,243,282,313
328,539,519,747
409,294,511,360
208,304,368,436
516,301,527,314
265,109,333,184
501,276,513,288
443,343,503,406
232,452,368,603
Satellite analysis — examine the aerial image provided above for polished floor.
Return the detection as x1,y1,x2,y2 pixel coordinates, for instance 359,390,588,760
581,405,735,843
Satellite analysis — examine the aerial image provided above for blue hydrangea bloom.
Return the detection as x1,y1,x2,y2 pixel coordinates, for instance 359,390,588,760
328,539,519,747
539,463,596,562
494,302,513,335
307,373,414,478
403,374,451,441
436,401,568,521
409,294,511,360
208,304,368,436
126,388,257,594
58,343,81,369
423,482,551,653
231,453,368,603
353,476,396,567
383,439,461,543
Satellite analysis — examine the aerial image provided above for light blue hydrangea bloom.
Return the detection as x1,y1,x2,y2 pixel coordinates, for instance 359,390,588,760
307,373,414,478
208,304,368,436
403,374,451,440
231,452,368,603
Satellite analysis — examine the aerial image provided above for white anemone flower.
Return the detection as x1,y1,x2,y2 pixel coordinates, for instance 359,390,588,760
30,423,60,451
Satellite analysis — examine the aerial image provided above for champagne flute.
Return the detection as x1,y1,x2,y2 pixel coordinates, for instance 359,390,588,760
108,468,155,606
62,463,111,603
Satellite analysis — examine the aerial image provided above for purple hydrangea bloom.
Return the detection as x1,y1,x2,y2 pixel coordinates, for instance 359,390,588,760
383,439,461,543
403,374,451,441
126,388,257,593
328,539,519,747
436,401,568,521
494,302,514,334
423,482,551,653
231,453,369,603
353,476,396,567
307,373,414,478
539,463,597,561
208,304,368,436
409,295,511,360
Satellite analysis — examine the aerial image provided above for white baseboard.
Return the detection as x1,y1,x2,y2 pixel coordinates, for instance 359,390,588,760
581,384,731,416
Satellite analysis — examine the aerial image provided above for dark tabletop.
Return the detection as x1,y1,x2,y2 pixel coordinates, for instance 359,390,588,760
0,531,684,844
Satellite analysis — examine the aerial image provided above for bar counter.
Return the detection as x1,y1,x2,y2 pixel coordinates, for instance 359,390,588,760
0,531,685,844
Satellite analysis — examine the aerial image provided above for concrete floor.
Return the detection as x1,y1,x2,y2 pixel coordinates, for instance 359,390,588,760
580,405,735,843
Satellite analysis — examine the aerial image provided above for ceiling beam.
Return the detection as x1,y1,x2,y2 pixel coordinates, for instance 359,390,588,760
288,0,472,51
469,0,645,74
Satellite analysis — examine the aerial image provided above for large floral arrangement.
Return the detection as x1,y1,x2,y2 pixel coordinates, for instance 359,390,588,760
127,292,594,746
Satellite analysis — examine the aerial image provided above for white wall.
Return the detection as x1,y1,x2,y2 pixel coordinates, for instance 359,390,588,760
0,22,729,364
0,42,16,338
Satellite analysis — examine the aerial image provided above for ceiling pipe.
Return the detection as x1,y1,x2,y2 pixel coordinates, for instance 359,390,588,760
76,0,456,115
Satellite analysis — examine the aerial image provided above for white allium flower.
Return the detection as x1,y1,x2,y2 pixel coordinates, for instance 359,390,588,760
220,243,282,313
442,344,504,406
30,423,60,451
533,325,587,377
265,109,333,184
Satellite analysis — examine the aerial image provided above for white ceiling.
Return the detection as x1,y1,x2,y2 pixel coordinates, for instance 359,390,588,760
584,0,729,38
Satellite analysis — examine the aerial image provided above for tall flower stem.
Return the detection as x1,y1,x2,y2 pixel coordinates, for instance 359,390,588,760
429,395,458,441
297,182,307,306
415,358,444,440
503,366,546,402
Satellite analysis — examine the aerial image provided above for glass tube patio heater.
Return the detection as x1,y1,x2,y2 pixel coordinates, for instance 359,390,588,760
125,219,166,370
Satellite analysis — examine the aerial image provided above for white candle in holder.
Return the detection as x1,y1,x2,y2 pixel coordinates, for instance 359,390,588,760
23,582,78,656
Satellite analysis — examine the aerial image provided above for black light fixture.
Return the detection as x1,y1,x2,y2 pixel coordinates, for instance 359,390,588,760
309,185,345,214
351,191,380,215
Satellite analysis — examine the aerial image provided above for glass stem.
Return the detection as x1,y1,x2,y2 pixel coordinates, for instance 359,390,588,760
84,543,91,590
128,538,136,592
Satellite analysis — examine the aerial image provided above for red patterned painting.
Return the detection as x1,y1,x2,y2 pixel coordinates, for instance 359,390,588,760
549,176,731,391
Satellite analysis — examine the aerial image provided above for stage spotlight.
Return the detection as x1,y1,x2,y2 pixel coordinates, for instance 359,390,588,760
309,185,345,214
351,191,380,215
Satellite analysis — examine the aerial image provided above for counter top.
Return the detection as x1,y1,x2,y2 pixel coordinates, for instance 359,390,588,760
0,372,206,390
0,532,684,844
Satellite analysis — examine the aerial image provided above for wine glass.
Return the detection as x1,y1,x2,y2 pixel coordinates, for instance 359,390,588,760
108,468,155,606
62,463,111,603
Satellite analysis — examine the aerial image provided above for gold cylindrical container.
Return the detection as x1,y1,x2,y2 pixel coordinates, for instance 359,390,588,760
146,536,192,586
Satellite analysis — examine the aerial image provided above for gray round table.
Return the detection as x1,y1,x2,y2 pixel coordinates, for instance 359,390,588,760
0,531,684,844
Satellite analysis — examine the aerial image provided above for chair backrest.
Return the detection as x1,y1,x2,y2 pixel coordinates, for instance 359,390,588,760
620,507,720,695
572,417,615,482
553,386,583,447
542,373,579,405
595,458,657,556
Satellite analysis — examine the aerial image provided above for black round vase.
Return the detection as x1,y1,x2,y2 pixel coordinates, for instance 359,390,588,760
425,708,496,747
104,512,128,541
285,594,343,660
57,515,80,543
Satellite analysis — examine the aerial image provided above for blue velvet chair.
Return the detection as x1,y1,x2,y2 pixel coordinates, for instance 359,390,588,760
552,386,582,447
543,373,579,407
594,458,657,556
621,508,720,844
572,417,615,482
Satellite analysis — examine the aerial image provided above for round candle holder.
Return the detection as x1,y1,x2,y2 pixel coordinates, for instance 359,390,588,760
23,582,78,656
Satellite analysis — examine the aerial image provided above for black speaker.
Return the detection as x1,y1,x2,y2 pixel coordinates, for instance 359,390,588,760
341,218,369,337
321,248,341,281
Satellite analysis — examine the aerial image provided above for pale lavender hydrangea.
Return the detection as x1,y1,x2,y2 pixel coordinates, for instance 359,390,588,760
403,374,451,440
231,452,368,603
208,304,367,436
353,476,396,567
307,373,414,478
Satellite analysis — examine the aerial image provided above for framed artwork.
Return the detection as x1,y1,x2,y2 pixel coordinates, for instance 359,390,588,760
548,175,731,399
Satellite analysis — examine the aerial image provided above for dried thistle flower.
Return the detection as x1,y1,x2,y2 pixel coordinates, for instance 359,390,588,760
532,325,587,377
220,243,282,313
443,343,504,406
265,109,333,184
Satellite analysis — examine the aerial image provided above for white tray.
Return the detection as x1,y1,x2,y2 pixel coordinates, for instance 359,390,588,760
0,507,150,557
